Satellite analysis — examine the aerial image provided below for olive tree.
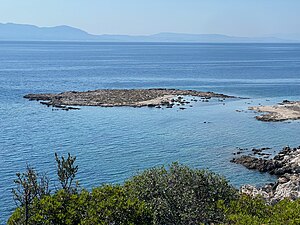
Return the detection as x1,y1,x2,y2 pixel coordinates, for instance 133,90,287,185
125,162,237,225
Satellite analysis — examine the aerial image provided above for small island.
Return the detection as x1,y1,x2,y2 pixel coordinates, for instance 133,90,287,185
24,88,234,110
249,100,300,122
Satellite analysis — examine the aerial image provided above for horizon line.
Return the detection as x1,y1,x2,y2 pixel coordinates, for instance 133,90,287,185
0,22,297,39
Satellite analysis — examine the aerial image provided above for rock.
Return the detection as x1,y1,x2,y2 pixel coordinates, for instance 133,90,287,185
161,101,170,106
231,156,273,172
235,146,300,202
240,184,270,199
252,147,272,155
232,146,300,176
250,100,300,122
278,176,288,184
241,174,300,203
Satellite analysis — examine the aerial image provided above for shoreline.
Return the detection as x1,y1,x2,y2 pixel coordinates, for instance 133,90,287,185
21,89,300,203
24,88,235,110
249,100,300,122
232,145,300,203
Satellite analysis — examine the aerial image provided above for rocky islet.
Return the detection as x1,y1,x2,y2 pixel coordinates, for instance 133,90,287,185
24,88,234,110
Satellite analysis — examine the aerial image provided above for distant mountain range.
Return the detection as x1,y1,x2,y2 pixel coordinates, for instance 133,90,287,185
0,23,299,43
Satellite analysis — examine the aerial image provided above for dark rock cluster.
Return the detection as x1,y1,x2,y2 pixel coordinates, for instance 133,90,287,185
231,146,300,176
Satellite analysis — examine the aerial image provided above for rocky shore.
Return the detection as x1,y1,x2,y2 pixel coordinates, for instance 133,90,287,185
232,146,300,175
249,100,300,122
24,88,234,110
232,146,300,203
241,173,300,204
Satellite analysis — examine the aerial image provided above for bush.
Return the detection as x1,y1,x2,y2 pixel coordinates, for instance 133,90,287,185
125,162,237,225
224,195,300,225
10,157,300,225
83,185,152,225
8,186,152,225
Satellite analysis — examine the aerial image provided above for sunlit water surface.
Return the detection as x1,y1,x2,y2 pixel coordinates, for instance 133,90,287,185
1,42,300,221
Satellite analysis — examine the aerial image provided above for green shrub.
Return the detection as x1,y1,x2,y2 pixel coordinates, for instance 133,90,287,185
8,186,152,225
9,189,85,225
125,162,237,225
82,185,152,225
10,159,300,225
224,195,300,225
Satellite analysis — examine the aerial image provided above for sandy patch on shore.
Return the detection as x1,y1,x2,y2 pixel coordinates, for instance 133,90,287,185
249,101,300,121
137,95,175,106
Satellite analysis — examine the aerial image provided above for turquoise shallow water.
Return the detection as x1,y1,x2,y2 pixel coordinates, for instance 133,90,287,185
1,42,300,221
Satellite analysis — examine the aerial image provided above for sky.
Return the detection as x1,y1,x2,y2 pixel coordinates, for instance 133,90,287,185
0,0,300,36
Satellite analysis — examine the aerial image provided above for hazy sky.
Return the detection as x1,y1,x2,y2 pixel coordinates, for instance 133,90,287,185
0,0,300,36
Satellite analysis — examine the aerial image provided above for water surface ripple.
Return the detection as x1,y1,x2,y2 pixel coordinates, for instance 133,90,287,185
1,42,300,221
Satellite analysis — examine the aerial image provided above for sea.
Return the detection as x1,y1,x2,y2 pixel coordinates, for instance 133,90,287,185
1,42,300,221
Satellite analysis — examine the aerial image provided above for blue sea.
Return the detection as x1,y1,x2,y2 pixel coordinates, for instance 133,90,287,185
1,42,300,221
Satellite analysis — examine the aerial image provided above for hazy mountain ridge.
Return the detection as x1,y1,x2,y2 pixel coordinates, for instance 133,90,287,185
0,23,298,43
0,23,98,40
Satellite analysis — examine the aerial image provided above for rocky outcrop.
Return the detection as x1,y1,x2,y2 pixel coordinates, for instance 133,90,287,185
24,88,235,110
231,156,281,174
232,146,300,203
240,174,300,204
231,146,300,176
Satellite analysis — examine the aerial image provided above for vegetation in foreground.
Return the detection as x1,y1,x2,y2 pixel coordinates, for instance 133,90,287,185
8,153,300,225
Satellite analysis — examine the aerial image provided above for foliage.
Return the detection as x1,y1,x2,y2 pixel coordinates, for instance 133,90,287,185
82,185,152,225
224,194,300,225
11,165,50,225
125,162,237,225
16,156,300,225
55,153,79,194
8,186,151,225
